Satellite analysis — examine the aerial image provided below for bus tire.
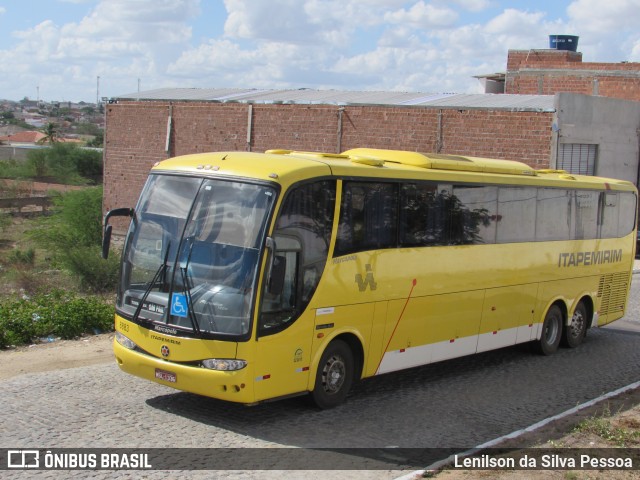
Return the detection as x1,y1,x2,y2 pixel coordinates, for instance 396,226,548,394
562,302,588,348
310,340,354,409
535,305,563,355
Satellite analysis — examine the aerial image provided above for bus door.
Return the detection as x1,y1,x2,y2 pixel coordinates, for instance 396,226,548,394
253,241,316,401
253,180,337,401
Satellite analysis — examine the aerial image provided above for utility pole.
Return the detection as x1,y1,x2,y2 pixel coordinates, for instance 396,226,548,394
96,76,100,107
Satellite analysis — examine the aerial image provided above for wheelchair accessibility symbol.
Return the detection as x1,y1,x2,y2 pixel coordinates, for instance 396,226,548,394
171,293,188,318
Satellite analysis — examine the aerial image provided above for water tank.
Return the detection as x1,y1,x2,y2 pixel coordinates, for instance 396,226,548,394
549,35,579,52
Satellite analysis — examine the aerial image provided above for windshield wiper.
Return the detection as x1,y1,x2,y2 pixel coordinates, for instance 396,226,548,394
179,265,201,334
179,238,201,334
132,241,171,325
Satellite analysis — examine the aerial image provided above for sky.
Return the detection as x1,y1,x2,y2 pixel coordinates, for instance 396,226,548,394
0,0,639,103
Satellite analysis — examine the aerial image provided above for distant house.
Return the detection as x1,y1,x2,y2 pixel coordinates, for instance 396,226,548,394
0,130,46,145
23,113,47,128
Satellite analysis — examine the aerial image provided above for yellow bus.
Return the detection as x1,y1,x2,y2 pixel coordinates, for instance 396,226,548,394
103,148,637,409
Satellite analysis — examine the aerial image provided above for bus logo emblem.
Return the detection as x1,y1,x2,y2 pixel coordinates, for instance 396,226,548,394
355,264,377,292
161,345,170,357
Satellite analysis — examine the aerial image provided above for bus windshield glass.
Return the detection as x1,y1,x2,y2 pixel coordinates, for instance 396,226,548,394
117,174,276,338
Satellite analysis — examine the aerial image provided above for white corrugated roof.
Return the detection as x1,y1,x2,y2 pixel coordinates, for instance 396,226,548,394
113,88,555,112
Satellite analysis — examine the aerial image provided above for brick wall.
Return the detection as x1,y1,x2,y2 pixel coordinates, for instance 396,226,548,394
103,100,553,225
506,50,640,101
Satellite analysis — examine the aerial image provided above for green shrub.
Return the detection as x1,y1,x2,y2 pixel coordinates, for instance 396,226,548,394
58,188,103,246
0,290,114,348
7,248,36,266
31,187,103,249
63,246,121,292
0,212,11,232
26,149,49,177
23,143,103,184
28,187,119,293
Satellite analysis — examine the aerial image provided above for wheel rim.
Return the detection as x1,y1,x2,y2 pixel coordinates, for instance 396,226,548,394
322,354,346,395
568,309,585,339
545,314,560,344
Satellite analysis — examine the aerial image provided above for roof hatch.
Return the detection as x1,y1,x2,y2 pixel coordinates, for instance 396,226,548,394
267,148,537,176
342,148,537,176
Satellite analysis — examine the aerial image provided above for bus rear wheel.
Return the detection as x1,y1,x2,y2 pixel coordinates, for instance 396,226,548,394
535,305,563,355
562,302,588,348
310,340,354,409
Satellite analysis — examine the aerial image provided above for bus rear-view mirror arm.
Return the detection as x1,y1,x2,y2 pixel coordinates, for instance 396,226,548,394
102,207,134,259
265,236,286,295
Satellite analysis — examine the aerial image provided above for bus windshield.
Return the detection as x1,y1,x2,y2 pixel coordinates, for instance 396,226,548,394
117,174,276,338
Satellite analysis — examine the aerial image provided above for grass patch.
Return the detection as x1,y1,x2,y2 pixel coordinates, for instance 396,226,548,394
574,406,640,447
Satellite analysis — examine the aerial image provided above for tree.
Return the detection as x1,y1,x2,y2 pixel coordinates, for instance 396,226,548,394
86,131,104,148
38,122,60,144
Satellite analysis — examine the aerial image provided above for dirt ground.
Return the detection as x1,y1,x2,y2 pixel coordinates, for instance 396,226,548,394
0,332,115,380
1,335,639,479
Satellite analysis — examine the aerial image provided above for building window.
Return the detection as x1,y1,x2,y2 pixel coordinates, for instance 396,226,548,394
558,143,597,176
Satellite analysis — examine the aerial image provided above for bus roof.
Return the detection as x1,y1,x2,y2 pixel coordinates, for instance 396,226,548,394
151,149,637,193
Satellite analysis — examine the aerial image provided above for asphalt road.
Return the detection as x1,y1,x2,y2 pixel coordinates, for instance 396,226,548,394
2,273,640,479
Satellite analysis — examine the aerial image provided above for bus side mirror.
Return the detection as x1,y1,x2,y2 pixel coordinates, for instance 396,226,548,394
102,207,133,259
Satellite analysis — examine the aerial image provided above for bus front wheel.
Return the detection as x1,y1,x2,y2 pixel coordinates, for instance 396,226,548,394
535,305,563,355
310,340,354,409
562,302,588,348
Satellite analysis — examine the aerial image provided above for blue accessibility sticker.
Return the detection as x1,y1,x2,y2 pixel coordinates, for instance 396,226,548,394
171,293,188,318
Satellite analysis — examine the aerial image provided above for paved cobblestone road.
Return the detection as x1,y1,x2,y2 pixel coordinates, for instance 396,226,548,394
2,275,640,479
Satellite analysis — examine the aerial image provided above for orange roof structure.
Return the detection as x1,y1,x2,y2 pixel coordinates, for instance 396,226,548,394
1,131,47,144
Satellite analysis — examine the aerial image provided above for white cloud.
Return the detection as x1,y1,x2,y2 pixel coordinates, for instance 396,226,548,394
630,39,640,61
384,1,459,29
448,0,493,12
0,0,201,100
3,0,640,102
564,0,640,61
567,0,640,32
485,8,545,35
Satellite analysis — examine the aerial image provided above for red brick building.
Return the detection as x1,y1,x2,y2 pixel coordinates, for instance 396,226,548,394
103,93,556,215
505,49,640,101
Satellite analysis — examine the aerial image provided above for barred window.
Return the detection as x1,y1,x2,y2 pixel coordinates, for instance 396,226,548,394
558,144,597,176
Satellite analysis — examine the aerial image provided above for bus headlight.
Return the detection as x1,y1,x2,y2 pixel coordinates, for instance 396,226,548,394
201,359,247,371
115,331,137,350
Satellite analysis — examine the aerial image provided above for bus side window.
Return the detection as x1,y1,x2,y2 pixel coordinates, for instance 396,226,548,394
259,180,336,335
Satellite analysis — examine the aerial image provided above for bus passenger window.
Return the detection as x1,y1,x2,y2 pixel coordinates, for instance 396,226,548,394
336,182,398,255
618,192,637,237
496,187,536,243
536,189,572,241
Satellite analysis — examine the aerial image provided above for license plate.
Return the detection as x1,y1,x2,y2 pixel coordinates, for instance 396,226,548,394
155,368,177,383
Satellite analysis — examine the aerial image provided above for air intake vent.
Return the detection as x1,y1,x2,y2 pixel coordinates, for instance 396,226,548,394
597,273,629,316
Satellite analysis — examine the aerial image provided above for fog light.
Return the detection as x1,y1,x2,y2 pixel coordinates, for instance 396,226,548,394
201,359,247,371
116,331,137,350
